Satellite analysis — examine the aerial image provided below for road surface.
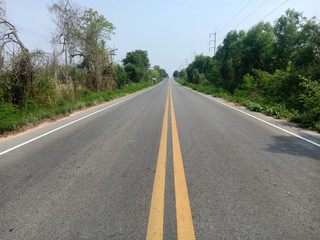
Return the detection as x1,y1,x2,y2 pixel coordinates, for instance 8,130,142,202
1,78,319,239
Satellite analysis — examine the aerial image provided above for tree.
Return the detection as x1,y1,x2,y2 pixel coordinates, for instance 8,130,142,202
48,0,81,81
173,70,179,78
178,69,187,80
124,63,144,83
242,22,274,72
114,63,128,87
0,7,33,107
149,69,160,81
153,65,168,78
185,55,212,84
123,50,150,71
292,17,320,79
273,9,305,69
299,77,320,126
213,30,246,91
122,50,150,82
73,8,115,91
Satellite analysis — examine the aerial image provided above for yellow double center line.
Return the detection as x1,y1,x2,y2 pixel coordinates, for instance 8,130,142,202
146,82,195,240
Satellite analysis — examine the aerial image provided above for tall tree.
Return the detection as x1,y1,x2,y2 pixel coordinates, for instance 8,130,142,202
186,55,211,84
73,8,115,91
124,63,144,83
153,65,168,78
122,50,150,71
215,30,246,91
292,16,320,79
0,5,33,107
242,22,274,72
273,9,305,69
122,50,150,82
49,0,81,81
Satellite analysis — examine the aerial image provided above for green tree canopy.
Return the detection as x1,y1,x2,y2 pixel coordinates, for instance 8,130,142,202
122,50,150,72
178,69,187,79
149,69,160,81
243,22,274,72
74,8,116,91
153,65,168,78
124,63,144,83
122,50,150,82
273,9,305,69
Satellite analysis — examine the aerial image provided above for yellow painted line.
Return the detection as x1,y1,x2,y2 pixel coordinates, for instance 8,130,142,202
169,84,196,240
146,83,170,240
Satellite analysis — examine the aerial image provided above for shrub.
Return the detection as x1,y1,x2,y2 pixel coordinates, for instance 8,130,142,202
243,101,263,112
0,103,23,132
298,77,320,129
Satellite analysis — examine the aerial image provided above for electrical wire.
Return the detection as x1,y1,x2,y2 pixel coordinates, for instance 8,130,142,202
217,0,254,34
216,0,269,44
5,7,50,43
19,28,49,39
217,0,288,44
206,0,255,55
260,0,288,21
233,0,268,29
199,38,209,55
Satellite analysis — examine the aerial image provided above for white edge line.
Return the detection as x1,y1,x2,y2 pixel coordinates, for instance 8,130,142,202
179,82,320,148
0,84,159,156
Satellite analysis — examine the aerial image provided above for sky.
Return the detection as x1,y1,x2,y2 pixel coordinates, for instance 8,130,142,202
3,0,320,75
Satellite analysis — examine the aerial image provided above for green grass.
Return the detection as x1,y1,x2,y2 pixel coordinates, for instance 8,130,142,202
0,81,157,134
176,79,319,132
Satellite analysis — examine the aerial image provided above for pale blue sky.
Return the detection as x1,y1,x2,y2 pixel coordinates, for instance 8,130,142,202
4,0,320,75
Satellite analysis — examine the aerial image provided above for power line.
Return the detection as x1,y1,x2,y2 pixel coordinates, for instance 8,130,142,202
199,38,209,55
5,8,51,43
260,0,288,21
178,0,288,70
233,0,269,29
209,32,216,56
19,28,49,39
217,0,254,34
216,0,269,43
6,6,44,26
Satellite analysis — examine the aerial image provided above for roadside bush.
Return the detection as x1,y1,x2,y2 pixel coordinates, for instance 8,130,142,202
297,77,320,130
243,101,263,112
240,73,255,90
33,73,57,106
264,104,294,119
0,103,23,132
114,64,129,87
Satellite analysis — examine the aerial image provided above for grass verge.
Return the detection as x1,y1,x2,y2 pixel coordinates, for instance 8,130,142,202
0,81,157,135
175,79,319,132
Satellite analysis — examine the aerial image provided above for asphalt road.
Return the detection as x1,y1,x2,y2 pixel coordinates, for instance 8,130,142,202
0,78,319,239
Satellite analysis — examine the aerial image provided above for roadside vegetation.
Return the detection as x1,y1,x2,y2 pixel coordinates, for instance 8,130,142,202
174,9,320,132
0,0,167,134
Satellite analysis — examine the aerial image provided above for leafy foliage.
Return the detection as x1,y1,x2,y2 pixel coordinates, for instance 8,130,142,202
73,8,116,91
122,50,150,82
178,9,320,131
153,65,168,78
0,2,167,134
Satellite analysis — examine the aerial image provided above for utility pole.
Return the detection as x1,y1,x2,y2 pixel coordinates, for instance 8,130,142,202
59,36,69,84
209,31,216,56
108,48,118,63
192,51,196,62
